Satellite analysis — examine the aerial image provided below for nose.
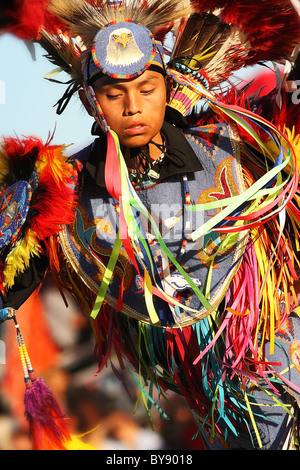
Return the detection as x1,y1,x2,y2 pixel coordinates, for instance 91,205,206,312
123,90,142,116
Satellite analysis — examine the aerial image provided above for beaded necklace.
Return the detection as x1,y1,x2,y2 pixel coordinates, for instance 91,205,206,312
128,149,166,182
127,137,167,184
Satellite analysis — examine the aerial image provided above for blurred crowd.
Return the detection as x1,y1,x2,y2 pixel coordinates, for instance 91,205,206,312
0,273,206,451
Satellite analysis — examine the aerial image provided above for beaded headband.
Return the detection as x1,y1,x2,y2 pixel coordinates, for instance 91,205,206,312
90,20,165,80
81,20,166,131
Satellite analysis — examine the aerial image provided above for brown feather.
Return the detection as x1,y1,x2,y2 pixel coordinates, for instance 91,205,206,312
170,12,246,85
172,13,230,62
38,31,82,84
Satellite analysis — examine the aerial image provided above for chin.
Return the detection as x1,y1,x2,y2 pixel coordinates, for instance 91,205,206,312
120,135,152,149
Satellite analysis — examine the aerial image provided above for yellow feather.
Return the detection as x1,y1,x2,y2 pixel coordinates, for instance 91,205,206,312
63,436,97,450
281,125,300,176
35,145,72,185
3,230,41,289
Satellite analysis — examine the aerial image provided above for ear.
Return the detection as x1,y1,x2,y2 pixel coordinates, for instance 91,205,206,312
79,89,94,116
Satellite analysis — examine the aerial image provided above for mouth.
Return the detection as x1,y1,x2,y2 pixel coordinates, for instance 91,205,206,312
124,123,148,135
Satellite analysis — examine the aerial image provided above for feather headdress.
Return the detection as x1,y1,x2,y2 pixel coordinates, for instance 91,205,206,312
47,0,193,50
2,0,299,112
31,0,193,113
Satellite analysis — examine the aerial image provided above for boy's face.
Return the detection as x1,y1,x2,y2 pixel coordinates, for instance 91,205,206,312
92,70,168,148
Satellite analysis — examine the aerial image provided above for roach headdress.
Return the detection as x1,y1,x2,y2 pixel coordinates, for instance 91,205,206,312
3,0,299,120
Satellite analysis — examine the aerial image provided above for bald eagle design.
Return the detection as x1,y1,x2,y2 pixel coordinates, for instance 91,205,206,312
106,28,144,67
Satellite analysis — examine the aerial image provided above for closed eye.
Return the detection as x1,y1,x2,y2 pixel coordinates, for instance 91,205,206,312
141,89,154,95
106,94,122,100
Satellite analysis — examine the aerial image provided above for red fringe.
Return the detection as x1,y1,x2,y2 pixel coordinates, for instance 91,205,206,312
92,303,247,440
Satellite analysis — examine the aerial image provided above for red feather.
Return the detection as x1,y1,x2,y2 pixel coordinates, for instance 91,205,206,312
29,169,77,240
191,0,300,65
220,0,300,63
0,0,65,39
1,136,78,242
191,0,229,10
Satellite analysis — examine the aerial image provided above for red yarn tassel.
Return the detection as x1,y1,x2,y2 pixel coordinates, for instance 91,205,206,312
24,377,71,450
12,317,95,450
13,319,71,450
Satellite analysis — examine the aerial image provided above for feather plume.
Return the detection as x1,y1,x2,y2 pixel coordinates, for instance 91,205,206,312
219,0,300,65
48,0,194,49
170,1,300,87
0,0,65,39
171,11,230,61
3,230,41,289
170,12,246,86
38,30,83,86
0,136,78,289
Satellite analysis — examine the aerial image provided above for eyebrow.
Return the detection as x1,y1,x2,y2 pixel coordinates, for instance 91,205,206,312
94,74,160,90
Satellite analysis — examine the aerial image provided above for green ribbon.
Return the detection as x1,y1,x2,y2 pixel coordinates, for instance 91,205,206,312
90,230,122,319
